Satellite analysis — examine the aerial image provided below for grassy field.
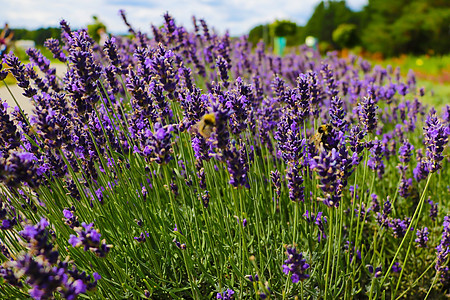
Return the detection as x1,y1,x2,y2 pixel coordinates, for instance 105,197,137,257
367,54,450,111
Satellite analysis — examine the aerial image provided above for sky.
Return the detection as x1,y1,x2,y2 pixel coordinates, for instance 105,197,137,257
1,0,368,36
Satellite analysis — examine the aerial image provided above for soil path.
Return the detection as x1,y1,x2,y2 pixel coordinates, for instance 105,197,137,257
0,63,68,114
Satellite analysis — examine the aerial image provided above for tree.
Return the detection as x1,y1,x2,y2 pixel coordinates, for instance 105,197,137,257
248,24,269,46
302,1,358,46
87,16,106,43
332,23,358,49
271,20,297,37
360,0,450,56
248,21,301,47
11,27,60,46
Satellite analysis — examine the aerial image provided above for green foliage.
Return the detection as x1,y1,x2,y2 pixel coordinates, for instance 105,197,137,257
332,23,358,49
87,15,106,43
248,24,270,46
248,21,303,48
247,0,450,56
12,27,61,46
271,20,297,37
302,1,358,46
286,26,304,46
360,0,450,56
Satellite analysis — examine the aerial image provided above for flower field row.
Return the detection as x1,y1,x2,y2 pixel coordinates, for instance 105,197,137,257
0,11,449,299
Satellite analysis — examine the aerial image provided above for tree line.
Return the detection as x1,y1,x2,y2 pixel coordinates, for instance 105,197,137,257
248,0,450,57
8,1,450,57
12,27,61,46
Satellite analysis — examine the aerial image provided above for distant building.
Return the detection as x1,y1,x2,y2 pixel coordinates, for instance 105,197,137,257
15,40,35,49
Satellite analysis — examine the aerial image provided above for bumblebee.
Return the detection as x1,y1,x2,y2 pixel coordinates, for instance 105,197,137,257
195,113,216,138
311,124,332,151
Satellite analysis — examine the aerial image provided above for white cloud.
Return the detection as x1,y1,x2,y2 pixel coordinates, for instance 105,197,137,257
0,0,368,36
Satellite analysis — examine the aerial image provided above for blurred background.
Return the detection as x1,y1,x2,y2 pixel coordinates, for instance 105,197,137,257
1,0,449,107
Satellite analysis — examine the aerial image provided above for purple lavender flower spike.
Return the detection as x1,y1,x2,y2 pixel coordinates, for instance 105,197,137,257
413,149,429,182
392,262,402,273
1,151,41,189
376,196,392,229
367,139,385,179
226,141,250,189
398,139,414,164
428,198,438,222
1,218,99,299
415,227,429,248
286,163,304,202
358,90,378,132
44,38,67,62
270,170,281,199
309,148,342,207
0,100,21,152
436,216,450,288
282,246,310,283
217,288,235,299
0,63,8,81
69,222,112,257
389,217,412,239
4,53,37,98
423,112,449,173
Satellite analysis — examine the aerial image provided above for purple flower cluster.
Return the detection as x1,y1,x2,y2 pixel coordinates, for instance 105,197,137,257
68,222,112,257
0,62,8,80
415,227,429,248
3,53,37,97
0,151,41,189
217,288,234,299
389,217,412,239
282,246,310,283
304,210,327,242
376,197,392,229
0,101,21,151
226,141,250,189
286,163,304,202
423,111,449,172
367,139,385,179
367,265,382,278
270,170,281,205
63,207,80,229
392,262,402,273
436,216,450,288
0,218,100,299
428,198,438,222
358,91,378,132
309,148,343,207
134,231,149,243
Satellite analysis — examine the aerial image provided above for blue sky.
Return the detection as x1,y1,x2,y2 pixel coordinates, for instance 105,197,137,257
1,0,368,36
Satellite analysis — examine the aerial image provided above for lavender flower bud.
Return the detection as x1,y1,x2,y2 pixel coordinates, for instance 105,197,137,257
282,246,310,283
69,222,112,257
423,112,449,172
358,91,378,132
415,227,429,248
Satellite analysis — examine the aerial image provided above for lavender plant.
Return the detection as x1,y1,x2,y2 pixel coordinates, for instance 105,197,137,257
0,11,448,300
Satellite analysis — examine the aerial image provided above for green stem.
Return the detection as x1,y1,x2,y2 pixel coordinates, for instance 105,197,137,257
423,270,438,300
379,173,433,288
395,258,436,300
324,207,334,299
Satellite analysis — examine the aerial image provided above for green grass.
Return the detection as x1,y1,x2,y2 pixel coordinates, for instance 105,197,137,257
378,54,450,78
366,54,450,111
419,80,450,111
